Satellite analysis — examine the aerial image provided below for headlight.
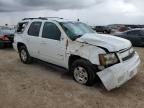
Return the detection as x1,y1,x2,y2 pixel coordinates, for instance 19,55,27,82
99,53,119,66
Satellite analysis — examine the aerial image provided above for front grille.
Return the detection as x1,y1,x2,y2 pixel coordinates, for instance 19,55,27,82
119,47,135,61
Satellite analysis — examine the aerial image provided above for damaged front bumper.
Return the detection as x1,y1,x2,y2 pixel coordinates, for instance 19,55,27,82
97,52,140,91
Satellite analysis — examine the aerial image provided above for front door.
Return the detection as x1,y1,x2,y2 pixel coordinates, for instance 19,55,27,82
39,22,66,67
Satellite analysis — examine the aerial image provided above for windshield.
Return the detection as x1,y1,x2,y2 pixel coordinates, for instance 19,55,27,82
60,22,95,40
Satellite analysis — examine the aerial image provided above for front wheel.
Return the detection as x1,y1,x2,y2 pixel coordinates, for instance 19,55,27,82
19,46,33,64
71,59,96,86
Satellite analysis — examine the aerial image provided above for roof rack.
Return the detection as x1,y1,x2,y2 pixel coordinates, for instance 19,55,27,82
22,17,47,21
22,17,64,21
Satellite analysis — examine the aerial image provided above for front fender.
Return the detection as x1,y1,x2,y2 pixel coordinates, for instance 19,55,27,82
68,42,106,65
88,46,106,65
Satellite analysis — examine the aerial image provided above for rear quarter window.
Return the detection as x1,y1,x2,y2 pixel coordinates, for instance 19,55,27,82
17,22,28,33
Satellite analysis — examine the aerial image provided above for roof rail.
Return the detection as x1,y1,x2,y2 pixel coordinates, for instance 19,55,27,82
22,17,47,21
39,17,63,19
22,17,64,21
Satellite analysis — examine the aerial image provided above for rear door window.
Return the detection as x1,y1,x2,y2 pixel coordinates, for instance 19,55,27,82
28,22,42,37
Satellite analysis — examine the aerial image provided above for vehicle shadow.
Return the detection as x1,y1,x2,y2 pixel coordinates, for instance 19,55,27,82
33,59,72,80
31,59,104,90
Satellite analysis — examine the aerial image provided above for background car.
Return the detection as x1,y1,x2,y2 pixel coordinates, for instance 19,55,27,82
93,26,111,34
117,26,130,32
0,26,15,48
113,29,144,47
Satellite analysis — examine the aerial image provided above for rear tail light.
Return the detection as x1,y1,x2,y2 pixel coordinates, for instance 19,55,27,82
0,35,9,41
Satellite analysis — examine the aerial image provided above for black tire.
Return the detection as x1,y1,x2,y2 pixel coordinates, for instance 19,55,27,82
18,45,33,64
70,59,96,86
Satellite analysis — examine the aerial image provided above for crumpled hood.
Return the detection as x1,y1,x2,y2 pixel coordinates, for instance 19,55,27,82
76,33,131,52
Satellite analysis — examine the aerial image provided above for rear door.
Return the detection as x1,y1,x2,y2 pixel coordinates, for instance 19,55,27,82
26,21,42,58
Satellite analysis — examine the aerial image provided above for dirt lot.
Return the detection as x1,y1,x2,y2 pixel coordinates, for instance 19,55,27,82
0,48,144,108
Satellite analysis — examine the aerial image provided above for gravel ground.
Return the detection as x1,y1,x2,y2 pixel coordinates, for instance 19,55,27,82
0,48,144,108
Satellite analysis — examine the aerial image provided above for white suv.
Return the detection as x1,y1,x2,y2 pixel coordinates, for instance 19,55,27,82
13,17,140,91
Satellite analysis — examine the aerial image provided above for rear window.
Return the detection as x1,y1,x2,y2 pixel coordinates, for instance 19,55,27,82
0,26,15,35
28,22,42,37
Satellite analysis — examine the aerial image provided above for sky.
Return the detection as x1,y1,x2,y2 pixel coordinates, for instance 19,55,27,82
0,0,144,26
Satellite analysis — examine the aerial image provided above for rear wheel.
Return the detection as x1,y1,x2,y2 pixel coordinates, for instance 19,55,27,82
71,59,96,86
19,46,33,64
